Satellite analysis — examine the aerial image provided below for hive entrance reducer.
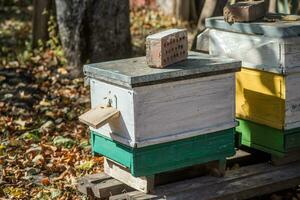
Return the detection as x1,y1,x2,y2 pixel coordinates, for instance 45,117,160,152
79,105,120,129
146,29,188,68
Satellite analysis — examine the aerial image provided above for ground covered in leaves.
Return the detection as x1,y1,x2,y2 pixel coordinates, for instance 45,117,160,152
0,1,299,200
0,1,190,199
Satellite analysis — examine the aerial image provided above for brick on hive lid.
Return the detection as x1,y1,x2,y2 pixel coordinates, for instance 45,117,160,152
224,0,266,23
146,29,188,68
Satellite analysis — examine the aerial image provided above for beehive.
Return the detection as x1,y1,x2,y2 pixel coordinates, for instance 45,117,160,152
205,15,300,156
146,29,188,68
80,51,240,176
81,51,240,148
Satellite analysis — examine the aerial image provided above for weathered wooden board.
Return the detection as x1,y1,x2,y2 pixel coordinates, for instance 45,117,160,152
79,106,120,129
76,173,134,199
77,160,300,200
236,68,300,130
208,29,300,74
84,51,240,88
109,161,300,200
103,158,227,194
90,73,237,147
104,158,155,193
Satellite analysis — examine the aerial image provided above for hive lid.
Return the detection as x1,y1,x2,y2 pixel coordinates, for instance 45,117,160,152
206,16,300,38
84,51,240,88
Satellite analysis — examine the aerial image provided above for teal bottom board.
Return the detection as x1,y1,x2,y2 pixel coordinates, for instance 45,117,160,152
91,128,235,177
236,119,300,157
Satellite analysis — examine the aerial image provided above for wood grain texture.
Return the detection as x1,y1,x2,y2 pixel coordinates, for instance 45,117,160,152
76,173,134,199
90,79,136,146
285,72,300,129
84,51,240,88
106,161,300,200
104,158,154,193
133,73,236,147
90,73,237,147
79,106,119,129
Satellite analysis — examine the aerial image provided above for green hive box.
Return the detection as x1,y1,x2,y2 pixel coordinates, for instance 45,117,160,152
91,128,235,177
236,119,300,157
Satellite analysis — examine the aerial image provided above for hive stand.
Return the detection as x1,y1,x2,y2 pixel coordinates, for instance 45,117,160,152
103,157,226,193
77,150,300,200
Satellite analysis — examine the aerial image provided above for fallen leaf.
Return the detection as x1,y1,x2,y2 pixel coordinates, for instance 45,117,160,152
76,160,95,171
53,136,76,148
41,177,50,185
32,154,44,165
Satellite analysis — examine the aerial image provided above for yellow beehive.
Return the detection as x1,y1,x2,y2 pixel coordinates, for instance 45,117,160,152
236,67,300,130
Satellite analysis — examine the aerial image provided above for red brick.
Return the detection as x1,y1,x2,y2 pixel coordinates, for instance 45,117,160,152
146,29,188,68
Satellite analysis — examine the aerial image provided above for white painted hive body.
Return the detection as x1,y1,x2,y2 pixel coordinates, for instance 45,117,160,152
83,52,241,147
205,16,300,74
203,16,300,130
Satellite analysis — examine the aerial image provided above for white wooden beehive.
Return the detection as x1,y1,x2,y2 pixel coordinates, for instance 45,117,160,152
205,16,300,74
80,52,241,148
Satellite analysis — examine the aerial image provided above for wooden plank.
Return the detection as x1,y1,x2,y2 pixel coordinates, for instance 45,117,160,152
83,52,240,88
114,161,300,200
133,73,236,147
104,158,155,193
272,150,300,165
79,106,120,129
77,173,134,199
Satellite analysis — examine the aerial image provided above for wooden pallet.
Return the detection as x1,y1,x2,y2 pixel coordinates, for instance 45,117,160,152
77,150,300,200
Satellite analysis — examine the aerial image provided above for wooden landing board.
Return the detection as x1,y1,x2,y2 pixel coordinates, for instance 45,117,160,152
77,160,300,200
79,106,120,129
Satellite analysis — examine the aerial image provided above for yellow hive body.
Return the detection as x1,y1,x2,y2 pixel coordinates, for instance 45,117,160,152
236,68,286,129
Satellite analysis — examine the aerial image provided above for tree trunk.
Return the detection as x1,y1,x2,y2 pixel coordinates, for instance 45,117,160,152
55,0,132,77
197,0,225,32
32,0,53,48
175,0,190,21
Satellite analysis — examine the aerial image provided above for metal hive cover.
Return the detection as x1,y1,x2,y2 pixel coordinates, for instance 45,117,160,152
206,16,300,38
84,51,240,88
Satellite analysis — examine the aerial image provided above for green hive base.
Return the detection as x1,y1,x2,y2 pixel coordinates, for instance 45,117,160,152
91,129,235,177
236,119,300,157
